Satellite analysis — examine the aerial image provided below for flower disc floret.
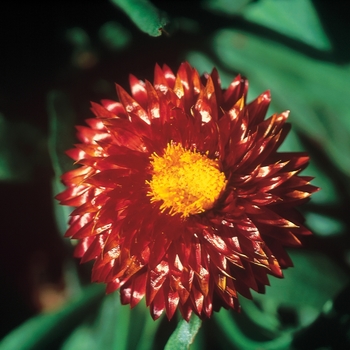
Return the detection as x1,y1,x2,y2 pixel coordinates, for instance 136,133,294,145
147,143,227,217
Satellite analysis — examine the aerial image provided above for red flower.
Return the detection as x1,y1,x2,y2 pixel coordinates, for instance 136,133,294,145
56,62,318,321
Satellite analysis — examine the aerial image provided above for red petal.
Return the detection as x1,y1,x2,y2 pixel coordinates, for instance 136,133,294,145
223,74,248,109
116,84,150,124
161,63,176,87
129,74,148,108
130,271,147,308
163,282,180,320
150,288,166,320
90,102,118,119
145,80,161,120
100,99,127,117
246,91,271,126
146,261,169,305
154,63,170,92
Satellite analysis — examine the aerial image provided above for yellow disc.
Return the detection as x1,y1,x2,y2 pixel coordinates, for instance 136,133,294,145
147,143,227,217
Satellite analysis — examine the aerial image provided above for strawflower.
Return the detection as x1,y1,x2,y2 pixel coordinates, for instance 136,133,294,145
56,62,318,321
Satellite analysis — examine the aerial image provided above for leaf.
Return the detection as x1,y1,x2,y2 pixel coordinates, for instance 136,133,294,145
61,292,130,350
214,310,292,350
292,283,350,349
111,0,169,37
243,0,332,51
0,285,105,350
164,315,202,350
133,306,159,350
304,212,345,237
61,293,158,350
202,0,253,15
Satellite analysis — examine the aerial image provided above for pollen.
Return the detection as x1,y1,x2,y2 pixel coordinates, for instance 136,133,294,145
147,143,227,217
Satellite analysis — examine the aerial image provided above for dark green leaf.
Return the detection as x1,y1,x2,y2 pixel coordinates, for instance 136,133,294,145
214,310,292,350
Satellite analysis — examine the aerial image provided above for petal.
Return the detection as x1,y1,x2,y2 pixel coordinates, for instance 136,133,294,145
146,261,169,306
129,74,148,108
116,84,150,124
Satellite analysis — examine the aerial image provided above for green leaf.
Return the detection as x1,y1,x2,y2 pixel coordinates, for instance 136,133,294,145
215,310,292,350
61,293,158,350
243,0,332,51
0,285,105,350
164,315,202,350
111,0,169,37
202,0,253,15
304,212,345,237
61,293,130,350
133,306,159,350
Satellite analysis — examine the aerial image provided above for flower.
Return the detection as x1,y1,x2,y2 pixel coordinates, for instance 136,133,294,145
56,62,318,321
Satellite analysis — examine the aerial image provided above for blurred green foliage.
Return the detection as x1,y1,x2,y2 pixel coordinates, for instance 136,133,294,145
1,0,350,349
99,21,132,51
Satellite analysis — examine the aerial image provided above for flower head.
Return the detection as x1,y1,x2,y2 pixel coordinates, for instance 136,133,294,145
56,62,318,321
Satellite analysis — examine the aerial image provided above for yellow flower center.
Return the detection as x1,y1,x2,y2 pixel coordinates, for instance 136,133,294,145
147,143,227,218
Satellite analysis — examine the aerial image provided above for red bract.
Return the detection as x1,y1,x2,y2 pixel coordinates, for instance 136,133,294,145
56,62,318,321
